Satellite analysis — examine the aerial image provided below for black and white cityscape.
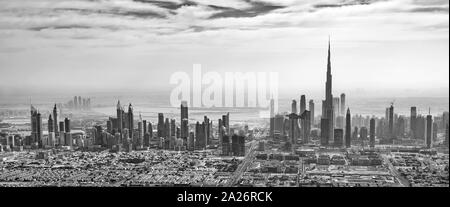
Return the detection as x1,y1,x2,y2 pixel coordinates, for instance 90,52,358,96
0,0,449,188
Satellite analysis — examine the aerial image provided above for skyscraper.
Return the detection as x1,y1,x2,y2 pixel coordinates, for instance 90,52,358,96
333,97,340,120
59,121,65,146
370,118,376,148
345,108,351,148
127,104,134,139
410,107,417,139
445,124,449,147
30,105,43,148
157,113,165,138
426,114,432,149
300,95,306,114
323,38,334,144
291,100,297,114
389,104,394,142
116,100,123,135
181,101,189,139
64,117,72,147
48,114,55,147
340,93,346,116
309,100,315,126
300,110,311,143
53,104,59,137
360,127,368,147
334,129,343,148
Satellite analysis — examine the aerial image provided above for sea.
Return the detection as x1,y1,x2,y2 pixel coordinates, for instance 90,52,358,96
0,92,448,127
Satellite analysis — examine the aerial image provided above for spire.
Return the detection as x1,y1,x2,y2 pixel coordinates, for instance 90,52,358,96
49,114,52,120
327,36,331,75
54,104,57,110
347,107,350,114
117,100,121,109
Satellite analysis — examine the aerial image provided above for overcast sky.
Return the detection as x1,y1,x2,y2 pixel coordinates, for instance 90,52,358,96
0,0,448,98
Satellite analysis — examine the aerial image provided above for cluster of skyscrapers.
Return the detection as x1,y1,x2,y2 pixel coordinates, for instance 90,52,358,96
75,100,247,155
29,104,72,148
66,96,91,110
268,39,449,150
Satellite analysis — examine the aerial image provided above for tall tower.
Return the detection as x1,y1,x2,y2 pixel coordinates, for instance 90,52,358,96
309,100,315,126
116,100,123,134
30,105,43,148
53,104,59,137
181,101,189,139
128,103,134,139
426,112,433,149
324,37,334,143
389,104,394,142
410,106,417,139
345,108,351,148
291,100,297,114
300,95,306,114
48,114,54,147
340,93,346,116
369,118,376,148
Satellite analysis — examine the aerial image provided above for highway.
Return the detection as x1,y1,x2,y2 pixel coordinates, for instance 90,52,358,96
227,139,259,187
383,155,411,187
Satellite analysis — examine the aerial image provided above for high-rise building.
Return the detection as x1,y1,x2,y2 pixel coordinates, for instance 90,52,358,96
287,112,299,145
204,116,210,145
323,38,334,144
181,101,189,139
195,121,206,150
64,117,72,147
426,114,432,149
116,100,123,135
416,115,426,140
334,129,343,148
300,95,306,114
53,104,59,137
388,104,394,142
333,97,340,121
231,134,245,156
345,108,351,148
309,100,315,126
188,131,195,151
445,124,449,146
127,104,134,139
59,121,64,146
291,100,297,114
370,118,376,148
410,107,417,139
340,93,346,116
432,122,438,142
300,110,311,143
222,135,230,156
352,127,359,140
30,105,43,148
360,127,368,146
47,115,55,147
157,113,165,138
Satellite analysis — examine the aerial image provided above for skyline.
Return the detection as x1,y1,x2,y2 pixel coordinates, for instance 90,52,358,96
0,0,449,95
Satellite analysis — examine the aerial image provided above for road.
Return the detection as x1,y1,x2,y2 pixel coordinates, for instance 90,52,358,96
383,155,411,187
227,140,259,187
